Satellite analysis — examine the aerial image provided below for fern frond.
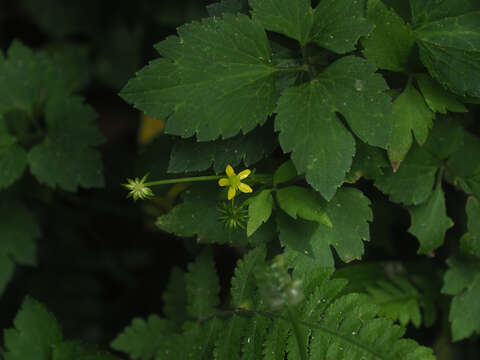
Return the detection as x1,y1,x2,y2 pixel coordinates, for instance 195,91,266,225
112,251,435,360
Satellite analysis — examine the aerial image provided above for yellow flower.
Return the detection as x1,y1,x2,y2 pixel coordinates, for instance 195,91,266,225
218,165,253,200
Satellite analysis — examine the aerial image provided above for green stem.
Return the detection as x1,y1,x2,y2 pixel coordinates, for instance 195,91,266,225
287,305,307,360
435,166,445,189
144,175,222,187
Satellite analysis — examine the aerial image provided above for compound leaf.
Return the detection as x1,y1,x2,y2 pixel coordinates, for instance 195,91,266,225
415,12,480,98
0,198,39,296
363,0,416,72
388,81,434,169
311,0,374,54
375,145,440,205
28,96,105,191
121,14,277,141
408,185,453,254
3,297,63,360
162,267,188,328
110,315,172,360
275,56,391,200
185,250,221,319
231,247,266,308
442,256,480,341
249,0,314,46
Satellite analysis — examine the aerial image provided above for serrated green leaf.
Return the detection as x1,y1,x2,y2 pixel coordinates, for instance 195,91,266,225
462,197,480,257
168,123,277,174
3,297,63,360
275,56,391,200
0,198,39,295
249,0,314,46
362,0,416,72
311,0,374,54
162,267,188,327
375,145,440,205
28,96,105,191
410,0,479,26
240,315,270,360
415,12,480,98
387,82,434,168
121,14,276,141
416,74,468,114
207,0,247,17
442,256,480,341
214,315,248,360
273,160,297,186
53,341,120,360
346,138,389,183
0,122,27,189
422,116,465,160
262,319,289,360
185,250,220,319
247,190,273,237
276,186,332,227
231,247,266,308
156,184,249,246
408,185,453,254
280,187,372,271
0,41,68,117
110,315,171,360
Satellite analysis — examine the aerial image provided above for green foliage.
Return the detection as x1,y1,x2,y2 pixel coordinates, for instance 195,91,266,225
0,198,39,295
3,297,119,360
442,256,480,341
3,0,480,357
275,56,391,200
28,96,105,191
111,251,435,359
110,315,173,360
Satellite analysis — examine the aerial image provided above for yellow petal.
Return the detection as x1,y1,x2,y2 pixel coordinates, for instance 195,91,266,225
218,178,230,187
226,165,235,177
238,183,253,193
228,187,236,200
238,169,251,180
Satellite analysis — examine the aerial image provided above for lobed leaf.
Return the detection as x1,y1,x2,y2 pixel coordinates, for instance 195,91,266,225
168,123,277,174
121,14,277,141
442,256,480,341
311,0,374,54
415,12,480,98
363,0,416,72
28,96,105,191
280,187,372,270
387,82,434,169
249,0,314,46
275,56,391,200
408,185,453,254
375,145,440,206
